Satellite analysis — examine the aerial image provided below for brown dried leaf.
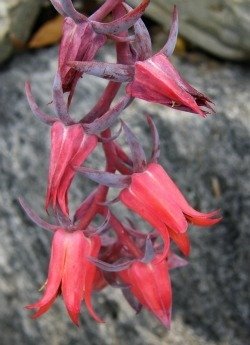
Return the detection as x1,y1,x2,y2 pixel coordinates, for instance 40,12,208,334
28,15,64,49
175,37,187,54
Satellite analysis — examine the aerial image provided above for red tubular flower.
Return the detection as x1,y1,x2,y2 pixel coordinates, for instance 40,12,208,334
26,228,102,325
126,52,213,116
119,162,221,256
20,0,221,331
59,18,106,95
125,6,212,116
46,121,97,215
69,5,212,116
50,0,106,96
53,0,149,99
118,255,172,328
77,120,221,258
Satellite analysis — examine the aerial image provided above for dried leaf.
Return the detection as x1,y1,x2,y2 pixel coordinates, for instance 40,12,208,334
28,15,63,49
175,36,187,54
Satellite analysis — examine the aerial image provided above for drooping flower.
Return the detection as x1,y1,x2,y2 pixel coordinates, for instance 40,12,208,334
50,0,105,96
125,6,213,116
59,18,106,96
19,0,221,332
118,255,172,328
126,52,213,116
77,119,221,258
46,121,97,215
51,0,150,100
25,74,98,215
26,228,102,325
26,72,134,216
119,162,221,256
70,5,213,116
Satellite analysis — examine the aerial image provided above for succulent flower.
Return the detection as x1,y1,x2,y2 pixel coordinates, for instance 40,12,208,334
119,161,221,256
51,0,149,102
70,6,213,116
118,255,172,328
46,121,97,215
126,52,213,116
26,228,101,325
78,119,221,259
19,199,104,325
125,7,213,116
19,0,221,329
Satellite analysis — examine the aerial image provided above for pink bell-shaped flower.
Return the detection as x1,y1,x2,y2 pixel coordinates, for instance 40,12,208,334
26,228,102,325
46,121,97,215
69,6,213,116
77,119,221,258
59,17,106,96
51,0,150,100
118,255,172,328
126,7,213,116
126,52,213,116
120,162,221,256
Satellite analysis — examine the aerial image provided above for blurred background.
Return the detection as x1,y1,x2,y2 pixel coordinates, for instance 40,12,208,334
0,1,249,344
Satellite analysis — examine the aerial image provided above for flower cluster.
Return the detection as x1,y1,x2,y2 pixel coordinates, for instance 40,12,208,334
20,0,221,328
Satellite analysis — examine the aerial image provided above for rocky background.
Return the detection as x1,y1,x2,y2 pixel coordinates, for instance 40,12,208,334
0,1,250,345
128,0,250,60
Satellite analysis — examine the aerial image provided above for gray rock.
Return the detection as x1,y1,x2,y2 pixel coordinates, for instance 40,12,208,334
0,46,249,345
0,0,41,64
128,0,250,60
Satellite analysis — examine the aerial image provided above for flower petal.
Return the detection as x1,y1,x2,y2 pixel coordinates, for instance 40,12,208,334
26,228,67,311
61,230,86,325
56,132,97,215
168,228,190,256
147,163,221,224
120,188,170,260
84,236,104,323
128,172,188,233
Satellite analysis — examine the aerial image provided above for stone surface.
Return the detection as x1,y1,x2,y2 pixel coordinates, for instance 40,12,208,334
128,0,250,60
0,0,41,64
0,46,249,345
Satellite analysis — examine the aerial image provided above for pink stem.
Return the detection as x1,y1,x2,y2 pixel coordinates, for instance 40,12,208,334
100,209,142,258
77,130,115,230
82,81,121,124
89,0,122,21
115,143,133,165
110,214,142,258
82,2,133,124
77,4,133,229
113,3,133,64
115,159,133,175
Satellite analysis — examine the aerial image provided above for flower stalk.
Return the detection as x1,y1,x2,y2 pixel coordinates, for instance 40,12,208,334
19,0,221,329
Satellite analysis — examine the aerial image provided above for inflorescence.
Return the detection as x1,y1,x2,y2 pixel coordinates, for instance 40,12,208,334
19,0,221,327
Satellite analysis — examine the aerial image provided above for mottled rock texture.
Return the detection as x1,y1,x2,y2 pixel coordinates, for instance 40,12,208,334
0,0,41,63
127,0,250,60
0,46,249,345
